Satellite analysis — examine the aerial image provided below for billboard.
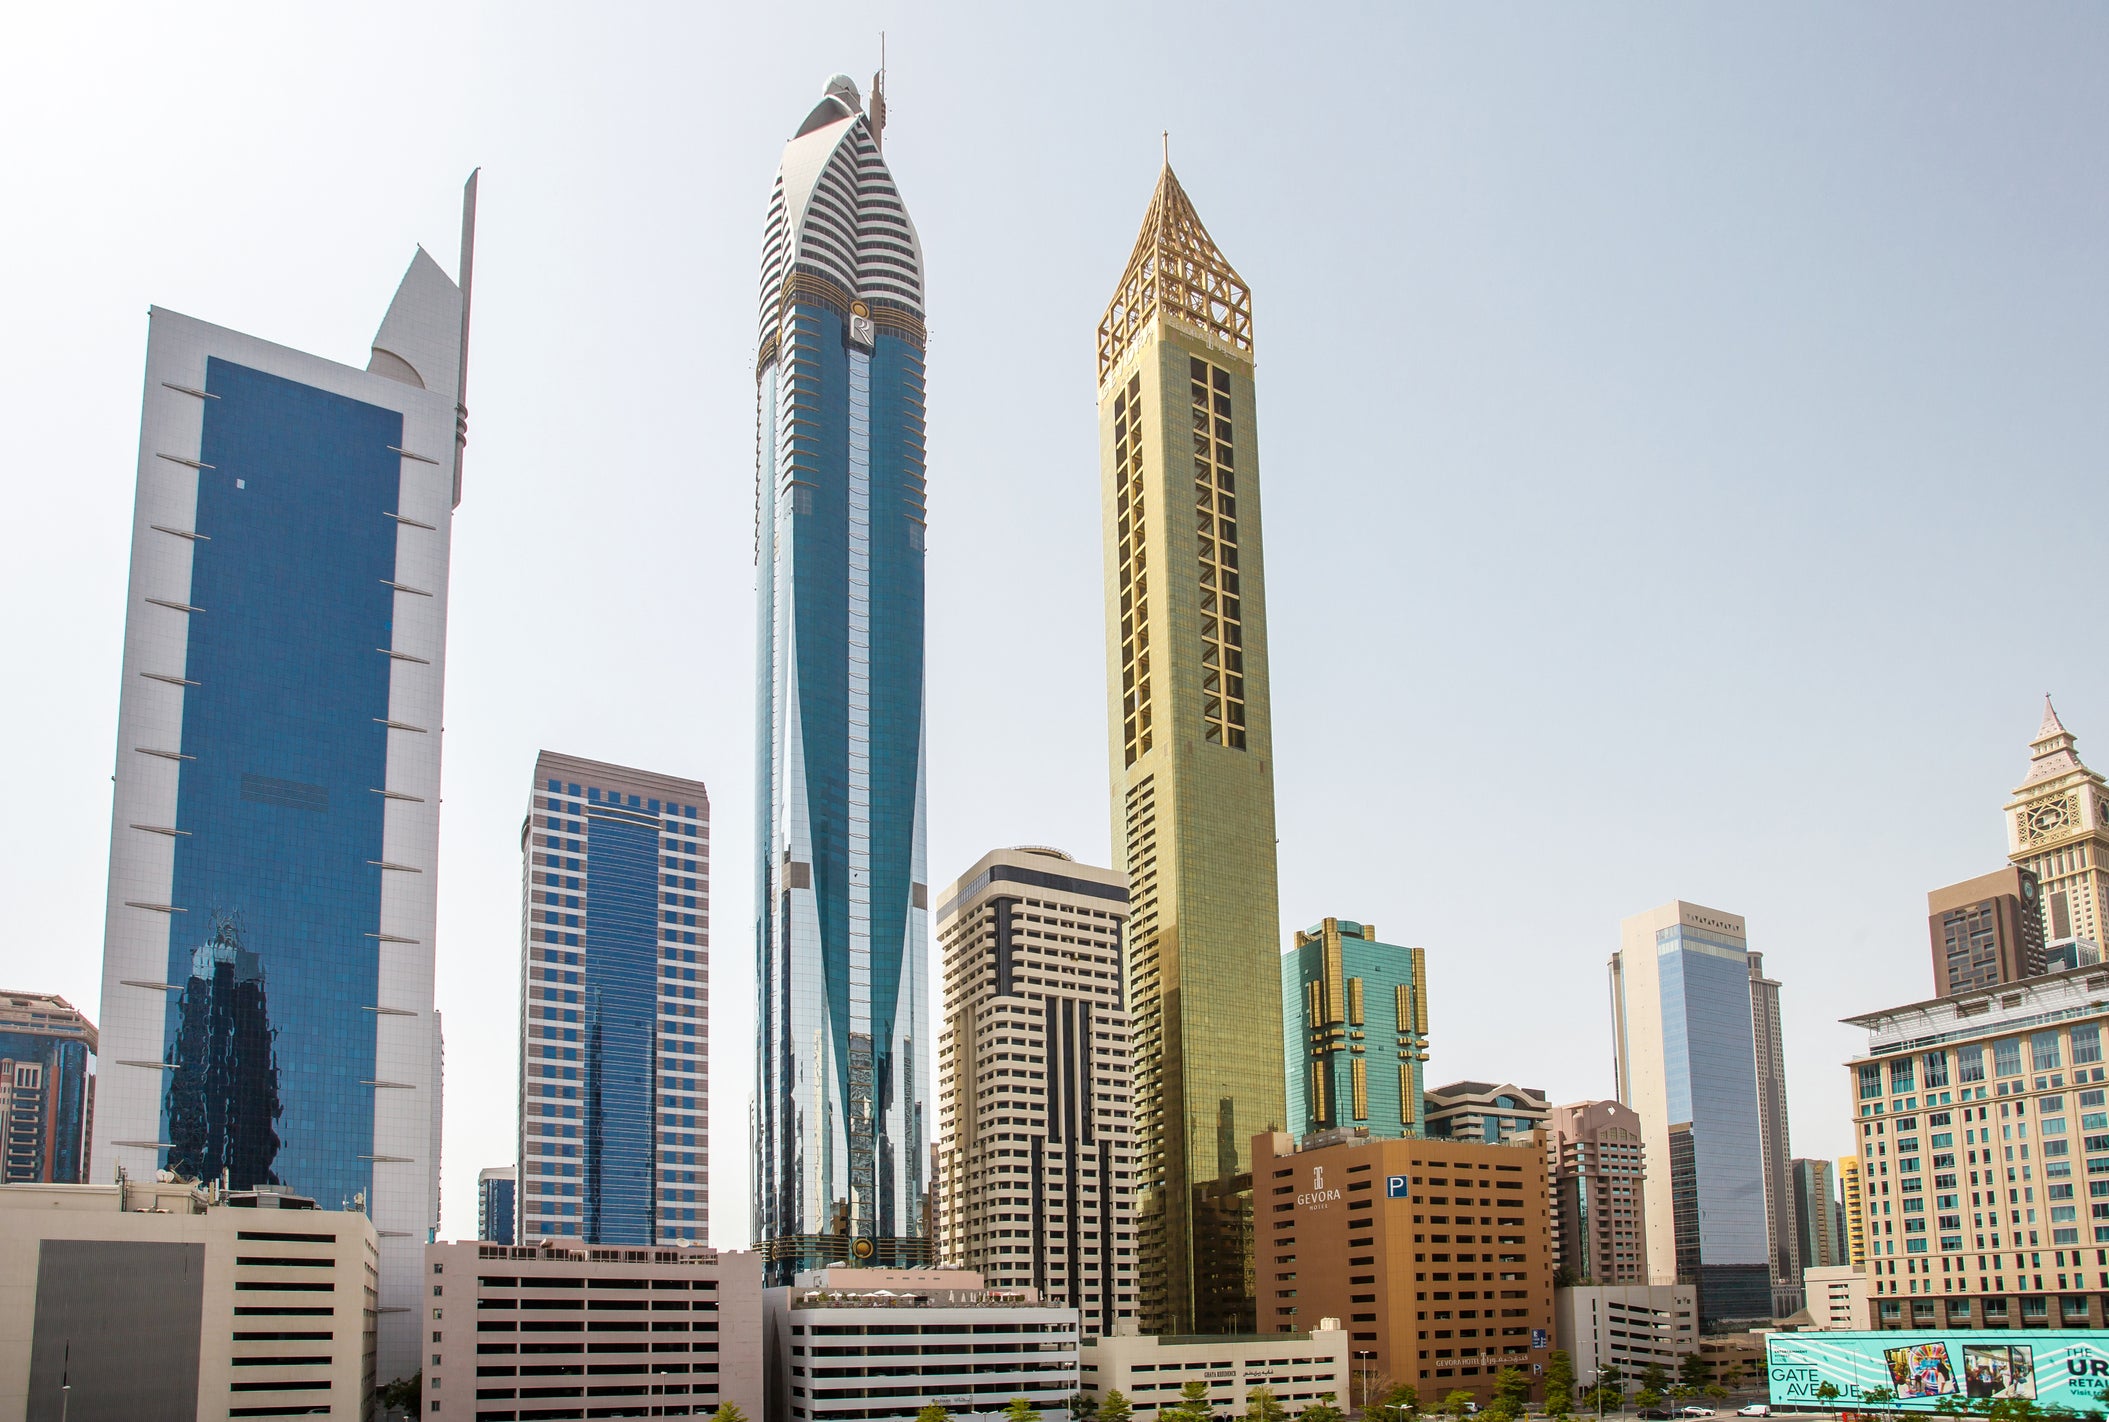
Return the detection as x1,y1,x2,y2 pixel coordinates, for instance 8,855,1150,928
1768,1333,2109,1413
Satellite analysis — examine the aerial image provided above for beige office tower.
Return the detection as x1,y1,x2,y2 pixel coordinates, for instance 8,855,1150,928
933,847,1137,1338
1097,161,1286,1334
2006,697,2109,948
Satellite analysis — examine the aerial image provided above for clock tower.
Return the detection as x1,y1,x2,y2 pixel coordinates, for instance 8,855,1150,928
2005,697,2109,948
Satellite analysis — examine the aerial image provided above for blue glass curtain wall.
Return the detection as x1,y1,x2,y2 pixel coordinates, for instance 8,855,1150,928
582,810,660,1245
163,357,398,1213
1658,939,1770,1269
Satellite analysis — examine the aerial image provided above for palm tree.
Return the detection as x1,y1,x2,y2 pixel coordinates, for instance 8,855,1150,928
1246,1387,1288,1422
1164,1381,1215,1422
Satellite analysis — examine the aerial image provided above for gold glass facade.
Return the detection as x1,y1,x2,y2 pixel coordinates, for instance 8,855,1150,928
1098,164,1286,1334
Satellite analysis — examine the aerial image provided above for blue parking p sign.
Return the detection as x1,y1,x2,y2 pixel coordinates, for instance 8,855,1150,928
1385,1174,1411,1199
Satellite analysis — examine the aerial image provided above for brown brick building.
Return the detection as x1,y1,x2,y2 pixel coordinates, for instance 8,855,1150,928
1927,866,2045,997
1253,1130,1555,1406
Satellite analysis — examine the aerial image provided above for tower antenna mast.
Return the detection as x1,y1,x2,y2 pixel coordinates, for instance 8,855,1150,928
872,32,888,149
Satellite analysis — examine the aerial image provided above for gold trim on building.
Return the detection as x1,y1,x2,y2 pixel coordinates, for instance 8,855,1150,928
1097,164,1254,384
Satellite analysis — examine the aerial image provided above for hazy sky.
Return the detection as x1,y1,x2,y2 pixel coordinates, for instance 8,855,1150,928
8,3,2107,1246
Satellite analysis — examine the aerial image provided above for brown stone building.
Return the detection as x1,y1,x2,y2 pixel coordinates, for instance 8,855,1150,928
1927,866,2046,997
1253,1129,1555,1406
1545,1099,1648,1284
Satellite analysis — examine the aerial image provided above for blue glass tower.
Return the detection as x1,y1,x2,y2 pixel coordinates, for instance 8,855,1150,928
516,752,711,1247
479,1166,518,1244
93,179,477,1381
1611,900,1773,1329
752,72,930,1281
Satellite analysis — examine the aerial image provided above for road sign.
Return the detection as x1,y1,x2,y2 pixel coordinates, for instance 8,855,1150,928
1385,1174,1411,1199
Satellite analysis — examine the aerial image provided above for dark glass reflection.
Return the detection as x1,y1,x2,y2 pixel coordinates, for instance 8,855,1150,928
165,914,283,1187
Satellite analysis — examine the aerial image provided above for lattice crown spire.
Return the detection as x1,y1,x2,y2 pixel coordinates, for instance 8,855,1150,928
1097,163,1252,382
2024,694,2088,785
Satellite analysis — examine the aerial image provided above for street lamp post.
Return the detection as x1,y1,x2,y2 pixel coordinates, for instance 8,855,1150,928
1358,1351,1374,1415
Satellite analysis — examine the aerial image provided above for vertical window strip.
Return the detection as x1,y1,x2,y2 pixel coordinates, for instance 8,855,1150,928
1115,375,1151,765
1189,356,1246,747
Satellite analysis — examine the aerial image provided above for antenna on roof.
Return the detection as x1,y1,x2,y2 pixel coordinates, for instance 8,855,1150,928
454,168,478,509
1163,130,1170,166
871,33,888,151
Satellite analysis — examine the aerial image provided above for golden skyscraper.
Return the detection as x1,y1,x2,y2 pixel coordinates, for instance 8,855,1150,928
1098,163,1286,1334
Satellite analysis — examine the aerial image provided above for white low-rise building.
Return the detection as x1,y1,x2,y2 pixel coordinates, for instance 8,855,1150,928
0,1177,377,1420
768,1267,1078,1422
1800,1264,1870,1331
1555,1284,1697,1380
424,1239,762,1421
1082,1323,1351,1419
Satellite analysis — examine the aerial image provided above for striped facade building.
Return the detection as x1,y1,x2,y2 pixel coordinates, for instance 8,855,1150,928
933,847,1136,1338
515,751,710,1247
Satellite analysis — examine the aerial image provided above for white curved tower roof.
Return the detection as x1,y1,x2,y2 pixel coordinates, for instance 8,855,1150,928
758,76,924,345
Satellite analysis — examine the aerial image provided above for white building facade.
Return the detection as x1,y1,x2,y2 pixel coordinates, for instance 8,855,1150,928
424,1239,763,1421
766,1268,1078,1422
1081,1325,1351,1419
91,183,476,1382
934,847,1135,1336
0,1179,379,1419
1553,1283,1697,1380
1800,1263,1870,1330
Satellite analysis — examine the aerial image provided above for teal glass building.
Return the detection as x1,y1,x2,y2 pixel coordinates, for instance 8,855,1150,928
1281,918,1429,1140
752,73,930,1282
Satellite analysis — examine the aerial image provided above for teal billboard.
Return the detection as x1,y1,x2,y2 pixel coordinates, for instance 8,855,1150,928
1768,1333,2109,1412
